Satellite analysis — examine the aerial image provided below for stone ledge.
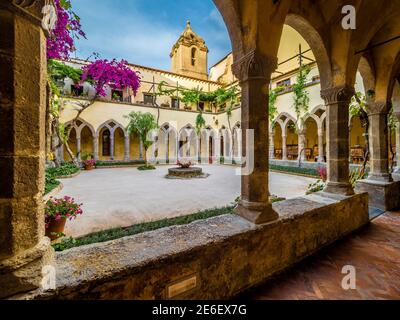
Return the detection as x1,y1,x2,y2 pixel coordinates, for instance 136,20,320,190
15,192,369,300
355,179,400,211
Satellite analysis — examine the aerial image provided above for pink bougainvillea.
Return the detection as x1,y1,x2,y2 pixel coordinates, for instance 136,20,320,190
81,59,141,97
47,0,86,60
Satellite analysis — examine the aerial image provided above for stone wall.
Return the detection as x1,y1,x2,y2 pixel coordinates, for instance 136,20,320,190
20,192,369,300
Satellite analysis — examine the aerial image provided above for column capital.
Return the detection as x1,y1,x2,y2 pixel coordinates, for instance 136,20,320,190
232,49,277,83
3,0,51,30
320,85,355,105
367,101,390,115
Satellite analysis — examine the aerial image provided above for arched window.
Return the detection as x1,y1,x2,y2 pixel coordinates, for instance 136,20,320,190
102,129,111,156
191,48,196,66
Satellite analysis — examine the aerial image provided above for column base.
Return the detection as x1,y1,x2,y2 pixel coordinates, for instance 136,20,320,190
0,237,55,299
392,168,400,182
367,173,393,183
323,182,354,196
234,199,279,224
355,179,400,211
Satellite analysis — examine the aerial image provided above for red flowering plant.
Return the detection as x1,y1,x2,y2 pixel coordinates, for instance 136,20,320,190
317,166,327,182
45,196,83,229
177,158,193,169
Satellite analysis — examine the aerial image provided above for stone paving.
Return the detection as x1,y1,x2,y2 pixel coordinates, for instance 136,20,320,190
58,165,315,238
244,211,400,300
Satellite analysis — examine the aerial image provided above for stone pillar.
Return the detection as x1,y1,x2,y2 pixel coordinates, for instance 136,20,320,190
124,136,130,162
321,86,354,195
269,132,275,160
394,112,400,179
355,104,400,211
282,135,288,160
298,131,306,162
76,137,81,162
0,0,54,298
93,136,99,161
110,134,115,160
139,140,143,160
318,129,324,162
232,50,278,224
368,105,392,182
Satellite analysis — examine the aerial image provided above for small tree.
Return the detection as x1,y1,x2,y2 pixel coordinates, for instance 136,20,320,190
126,112,158,168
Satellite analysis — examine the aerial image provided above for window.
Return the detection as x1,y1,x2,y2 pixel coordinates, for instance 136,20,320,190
111,89,123,102
143,93,154,105
312,75,320,82
191,48,196,66
71,85,84,96
102,129,111,157
276,78,291,88
171,97,180,109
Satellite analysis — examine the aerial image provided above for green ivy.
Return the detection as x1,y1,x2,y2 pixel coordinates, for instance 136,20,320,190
292,65,311,119
269,86,285,123
195,112,206,134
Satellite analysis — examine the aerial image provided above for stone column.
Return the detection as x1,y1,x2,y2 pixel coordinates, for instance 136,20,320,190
321,86,354,195
232,50,278,224
76,137,81,162
124,136,130,162
0,0,54,298
394,112,400,178
269,132,275,160
139,140,143,160
318,129,324,162
93,136,99,161
368,104,392,182
298,131,306,162
110,134,115,160
282,134,288,160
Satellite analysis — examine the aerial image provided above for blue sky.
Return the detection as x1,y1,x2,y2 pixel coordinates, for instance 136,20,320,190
70,0,232,71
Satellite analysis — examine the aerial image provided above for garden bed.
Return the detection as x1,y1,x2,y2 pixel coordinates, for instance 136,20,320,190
53,206,235,252
269,164,319,178
95,160,146,168
45,163,80,195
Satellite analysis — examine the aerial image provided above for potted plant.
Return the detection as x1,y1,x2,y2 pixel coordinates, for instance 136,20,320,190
45,196,83,240
177,158,193,169
82,152,96,170
83,158,96,171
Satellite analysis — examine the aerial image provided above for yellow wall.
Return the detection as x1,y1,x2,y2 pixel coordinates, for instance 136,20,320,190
114,128,125,161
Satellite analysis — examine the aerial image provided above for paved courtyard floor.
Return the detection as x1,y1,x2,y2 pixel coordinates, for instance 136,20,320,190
243,211,400,300
59,165,315,237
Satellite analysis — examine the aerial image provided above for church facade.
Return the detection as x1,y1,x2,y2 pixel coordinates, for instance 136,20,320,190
58,22,370,165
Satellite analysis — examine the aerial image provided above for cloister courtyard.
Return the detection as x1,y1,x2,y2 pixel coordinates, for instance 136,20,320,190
2,0,400,302
55,166,315,237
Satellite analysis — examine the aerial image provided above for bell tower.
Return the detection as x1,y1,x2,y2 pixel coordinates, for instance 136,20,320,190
170,21,209,80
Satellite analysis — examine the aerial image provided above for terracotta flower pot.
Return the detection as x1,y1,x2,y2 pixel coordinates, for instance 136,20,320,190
46,217,67,241
84,163,94,171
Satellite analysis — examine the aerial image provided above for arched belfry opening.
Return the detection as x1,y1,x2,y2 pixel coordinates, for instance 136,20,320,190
170,20,209,80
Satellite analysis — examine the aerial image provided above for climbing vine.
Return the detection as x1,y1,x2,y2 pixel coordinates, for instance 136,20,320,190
268,86,284,123
155,84,239,111
292,65,311,120
195,112,206,134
